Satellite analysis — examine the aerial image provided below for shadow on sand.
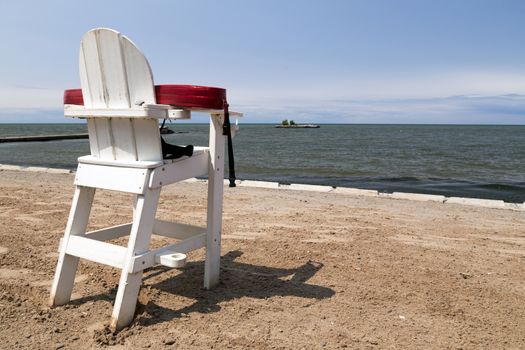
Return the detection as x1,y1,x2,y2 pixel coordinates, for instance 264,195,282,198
137,250,334,327
72,250,335,329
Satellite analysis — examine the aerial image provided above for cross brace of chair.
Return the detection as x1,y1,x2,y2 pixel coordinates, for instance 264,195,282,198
59,220,206,273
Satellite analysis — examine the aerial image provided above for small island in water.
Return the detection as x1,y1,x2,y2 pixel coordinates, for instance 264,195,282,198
275,119,320,128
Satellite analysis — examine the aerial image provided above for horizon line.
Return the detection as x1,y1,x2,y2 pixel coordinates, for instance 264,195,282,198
2,122,525,126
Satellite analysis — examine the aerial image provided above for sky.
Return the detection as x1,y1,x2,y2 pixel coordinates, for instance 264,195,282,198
1,0,524,124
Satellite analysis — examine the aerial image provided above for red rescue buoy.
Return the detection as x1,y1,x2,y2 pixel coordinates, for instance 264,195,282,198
64,85,227,110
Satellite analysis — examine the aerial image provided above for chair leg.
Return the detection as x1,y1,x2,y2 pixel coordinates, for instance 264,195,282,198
204,114,225,289
110,188,160,331
49,186,96,306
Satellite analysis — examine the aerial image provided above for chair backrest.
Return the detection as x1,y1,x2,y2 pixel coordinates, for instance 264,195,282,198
79,28,162,162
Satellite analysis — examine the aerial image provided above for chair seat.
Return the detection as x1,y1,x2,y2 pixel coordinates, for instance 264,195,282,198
78,146,209,169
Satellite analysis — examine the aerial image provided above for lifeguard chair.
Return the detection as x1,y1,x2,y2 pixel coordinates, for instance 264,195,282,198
49,28,241,330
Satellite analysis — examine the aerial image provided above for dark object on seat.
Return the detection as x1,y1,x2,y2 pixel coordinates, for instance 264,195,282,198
161,137,193,159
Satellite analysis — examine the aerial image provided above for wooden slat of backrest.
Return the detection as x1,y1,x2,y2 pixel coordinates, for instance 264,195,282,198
80,30,116,159
96,30,131,108
86,119,100,157
94,118,115,159
80,40,102,157
78,28,162,162
121,35,162,161
111,118,138,161
121,36,155,105
79,32,104,108
97,30,136,161
133,119,162,161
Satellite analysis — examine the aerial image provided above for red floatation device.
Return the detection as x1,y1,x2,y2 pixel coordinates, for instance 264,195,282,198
64,84,237,187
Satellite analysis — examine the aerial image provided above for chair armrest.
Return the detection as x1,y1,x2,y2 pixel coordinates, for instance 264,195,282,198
64,104,191,119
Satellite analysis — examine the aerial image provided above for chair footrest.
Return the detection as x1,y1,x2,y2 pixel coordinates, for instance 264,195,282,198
157,252,187,268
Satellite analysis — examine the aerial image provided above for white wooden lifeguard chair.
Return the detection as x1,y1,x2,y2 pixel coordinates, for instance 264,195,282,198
49,28,240,330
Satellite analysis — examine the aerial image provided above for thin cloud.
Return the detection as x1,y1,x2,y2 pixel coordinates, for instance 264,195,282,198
236,94,525,124
9,84,55,90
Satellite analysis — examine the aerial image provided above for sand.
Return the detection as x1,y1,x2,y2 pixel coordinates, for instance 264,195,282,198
0,169,523,349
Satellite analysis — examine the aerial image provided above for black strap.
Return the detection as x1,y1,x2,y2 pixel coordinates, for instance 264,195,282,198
161,137,193,159
222,100,236,187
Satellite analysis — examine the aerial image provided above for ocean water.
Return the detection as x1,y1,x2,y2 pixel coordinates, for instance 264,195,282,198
1,123,524,202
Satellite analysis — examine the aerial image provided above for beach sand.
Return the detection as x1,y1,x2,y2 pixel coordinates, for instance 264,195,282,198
0,169,523,349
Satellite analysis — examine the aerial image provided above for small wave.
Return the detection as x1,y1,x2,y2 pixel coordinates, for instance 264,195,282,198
371,176,421,183
478,183,525,192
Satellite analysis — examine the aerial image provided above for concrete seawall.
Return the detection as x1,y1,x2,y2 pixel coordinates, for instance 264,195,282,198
0,133,88,143
1,163,523,211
